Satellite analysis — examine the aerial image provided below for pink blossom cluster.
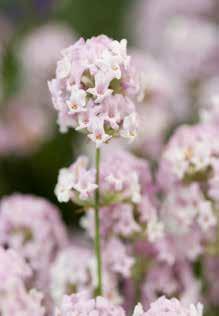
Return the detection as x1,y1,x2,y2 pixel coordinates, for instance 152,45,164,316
133,296,203,316
50,242,122,305
55,292,125,316
0,247,45,316
0,194,67,288
55,149,153,206
141,261,201,309
55,156,97,203
55,293,203,316
48,35,139,146
55,149,163,246
158,124,218,187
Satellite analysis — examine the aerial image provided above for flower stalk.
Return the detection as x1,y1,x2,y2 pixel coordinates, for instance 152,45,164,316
94,147,103,296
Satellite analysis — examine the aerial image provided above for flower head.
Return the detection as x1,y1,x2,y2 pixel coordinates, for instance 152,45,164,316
48,35,139,146
55,292,125,316
0,247,45,316
55,156,97,203
0,194,67,288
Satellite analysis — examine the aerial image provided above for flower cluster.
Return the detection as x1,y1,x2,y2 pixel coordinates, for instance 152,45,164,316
50,242,122,305
55,149,153,206
55,293,203,316
0,194,67,288
48,35,139,146
141,261,201,309
160,184,216,235
159,124,217,186
134,296,203,316
55,156,97,203
55,292,125,316
0,247,45,316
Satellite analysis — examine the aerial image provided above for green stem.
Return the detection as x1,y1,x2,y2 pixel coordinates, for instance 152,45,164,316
94,147,103,296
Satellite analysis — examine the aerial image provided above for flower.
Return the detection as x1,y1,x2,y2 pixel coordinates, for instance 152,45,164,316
141,262,201,310
0,247,45,316
103,237,135,278
48,35,139,146
160,184,216,235
143,296,203,316
99,149,153,204
158,124,218,188
55,292,125,316
50,245,94,305
55,156,97,203
0,194,67,288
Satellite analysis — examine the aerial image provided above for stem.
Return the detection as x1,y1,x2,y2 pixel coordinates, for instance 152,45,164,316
94,147,103,296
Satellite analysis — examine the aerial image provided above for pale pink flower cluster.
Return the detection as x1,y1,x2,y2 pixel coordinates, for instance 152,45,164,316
141,262,201,309
50,243,121,305
48,35,139,146
55,149,154,207
99,150,153,204
134,296,203,316
55,156,97,203
0,194,67,288
160,184,216,235
55,293,203,316
79,150,163,245
159,124,217,186
0,247,45,316
55,292,125,316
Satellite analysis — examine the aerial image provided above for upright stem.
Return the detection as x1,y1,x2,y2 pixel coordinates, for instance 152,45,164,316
94,147,103,296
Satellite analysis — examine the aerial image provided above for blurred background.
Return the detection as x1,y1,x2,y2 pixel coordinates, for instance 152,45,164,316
1,0,219,227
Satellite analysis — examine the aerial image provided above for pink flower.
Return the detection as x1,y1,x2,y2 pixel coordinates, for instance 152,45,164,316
48,35,139,146
0,247,45,316
158,124,218,188
50,244,121,305
103,238,135,278
55,292,125,316
141,262,201,310
133,297,203,316
141,296,203,316
55,156,97,203
0,194,67,288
